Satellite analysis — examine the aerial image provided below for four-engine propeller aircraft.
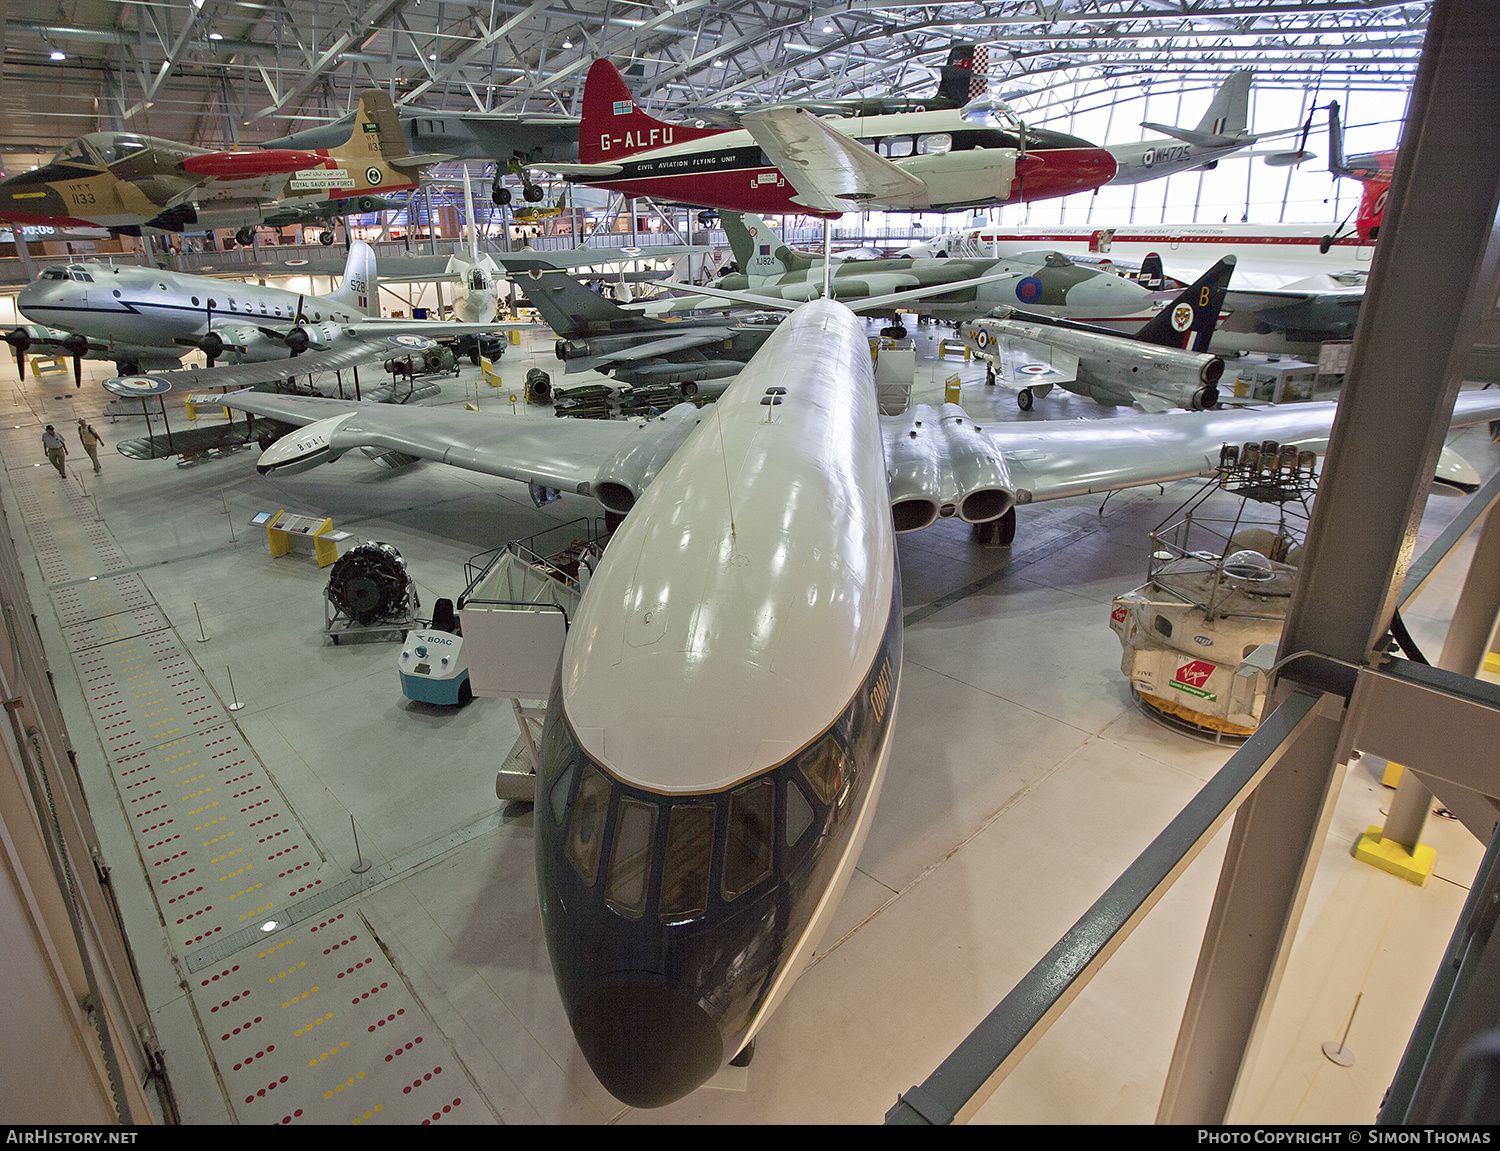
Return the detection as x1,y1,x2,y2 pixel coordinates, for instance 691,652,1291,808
538,59,1116,218
958,257,1235,412
165,297,1500,1106
0,91,446,240
11,240,517,385
1103,71,1317,185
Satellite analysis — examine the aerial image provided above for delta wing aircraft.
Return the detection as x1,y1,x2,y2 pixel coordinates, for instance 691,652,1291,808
179,297,1498,1108
649,212,1160,336
0,91,446,241
537,59,1116,218
958,257,1235,412
12,240,519,384
911,223,1369,356
1104,72,1317,185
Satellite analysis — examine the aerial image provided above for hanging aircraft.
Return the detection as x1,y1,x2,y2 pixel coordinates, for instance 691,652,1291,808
9,240,518,382
648,212,1160,338
445,169,503,324
1321,99,1396,249
957,257,1236,412
0,91,447,242
535,59,1116,218
1104,72,1317,185
720,42,987,121
159,296,1499,1106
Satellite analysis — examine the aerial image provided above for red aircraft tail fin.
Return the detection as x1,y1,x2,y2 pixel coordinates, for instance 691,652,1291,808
1357,178,1389,243
580,58,725,164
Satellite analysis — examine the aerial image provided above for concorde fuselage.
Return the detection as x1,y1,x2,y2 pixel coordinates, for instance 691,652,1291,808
532,299,902,1108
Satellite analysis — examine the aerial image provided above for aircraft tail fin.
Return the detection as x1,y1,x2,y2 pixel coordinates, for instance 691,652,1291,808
1193,71,1252,139
500,259,640,334
331,90,411,163
1327,99,1347,176
937,43,987,105
579,59,725,164
1133,255,1235,352
324,240,379,318
1139,252,1165,291
720,213,811,280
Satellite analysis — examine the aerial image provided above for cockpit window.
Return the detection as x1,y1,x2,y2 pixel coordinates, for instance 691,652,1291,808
659,803,714,922
565,763,611,887
721,779,774,900
605,797,657,918
799,735,851,807
786,780,815,848
53,139,102,166
41,268,67,280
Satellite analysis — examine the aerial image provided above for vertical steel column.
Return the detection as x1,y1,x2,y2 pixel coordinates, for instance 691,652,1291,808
1384,504,1500,849
1158,0,1500,1123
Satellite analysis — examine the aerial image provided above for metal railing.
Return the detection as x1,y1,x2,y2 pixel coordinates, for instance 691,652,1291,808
886,470,1500,1123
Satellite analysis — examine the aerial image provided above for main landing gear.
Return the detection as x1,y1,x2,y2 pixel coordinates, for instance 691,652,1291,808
1017,387,1034,412
971,507,1017,547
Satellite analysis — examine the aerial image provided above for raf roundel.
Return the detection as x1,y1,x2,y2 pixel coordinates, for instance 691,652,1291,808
387,335,435,351
103,375,173,397
1015,276,1044,304
976,329,990,348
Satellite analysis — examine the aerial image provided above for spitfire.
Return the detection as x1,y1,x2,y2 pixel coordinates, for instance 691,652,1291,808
0,91,446,241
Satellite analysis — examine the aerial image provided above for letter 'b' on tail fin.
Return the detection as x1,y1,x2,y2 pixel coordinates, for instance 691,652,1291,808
580,59,725,164
1133,255,1235,352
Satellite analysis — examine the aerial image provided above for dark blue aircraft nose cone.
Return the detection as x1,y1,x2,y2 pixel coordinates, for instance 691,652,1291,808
571,973,724,1108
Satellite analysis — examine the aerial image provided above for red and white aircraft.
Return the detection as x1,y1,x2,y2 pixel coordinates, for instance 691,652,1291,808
1323,99,1396,248
539,59,1117,218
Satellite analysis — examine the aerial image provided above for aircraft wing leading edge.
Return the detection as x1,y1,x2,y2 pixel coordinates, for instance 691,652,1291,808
211,380,1500,516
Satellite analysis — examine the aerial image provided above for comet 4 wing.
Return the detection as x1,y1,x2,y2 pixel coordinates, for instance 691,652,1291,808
212,378,1500,517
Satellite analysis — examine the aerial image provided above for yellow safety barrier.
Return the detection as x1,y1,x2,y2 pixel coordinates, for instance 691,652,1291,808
29,355,67,376
944,373,962,404
938,339,970,361
479,356,504,388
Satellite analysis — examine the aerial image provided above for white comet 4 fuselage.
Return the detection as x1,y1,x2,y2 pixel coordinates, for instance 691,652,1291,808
534,299,903,1108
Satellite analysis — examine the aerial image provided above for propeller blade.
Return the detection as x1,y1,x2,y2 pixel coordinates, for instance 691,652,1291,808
73,355,82,389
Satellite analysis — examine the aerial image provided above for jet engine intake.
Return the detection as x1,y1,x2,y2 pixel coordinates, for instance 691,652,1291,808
590,405,703,514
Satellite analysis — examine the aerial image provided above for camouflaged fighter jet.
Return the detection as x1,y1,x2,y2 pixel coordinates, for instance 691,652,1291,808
0,91,446,243
645,212,1161,337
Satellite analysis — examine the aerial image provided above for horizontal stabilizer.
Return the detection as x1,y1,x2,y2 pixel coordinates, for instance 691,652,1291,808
1139,123,1249,147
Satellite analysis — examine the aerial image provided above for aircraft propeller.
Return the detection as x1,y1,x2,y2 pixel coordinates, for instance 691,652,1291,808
256,295,326,358
174,298,247,367
6,326,101,386
5,327,34,381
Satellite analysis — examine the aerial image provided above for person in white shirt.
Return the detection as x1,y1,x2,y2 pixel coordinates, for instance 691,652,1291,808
41,425,67,477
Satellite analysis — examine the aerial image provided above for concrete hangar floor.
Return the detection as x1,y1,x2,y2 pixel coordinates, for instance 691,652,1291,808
2,319,1491,1125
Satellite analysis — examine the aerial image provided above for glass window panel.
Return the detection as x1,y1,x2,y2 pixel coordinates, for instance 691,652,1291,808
659,804,715,922
800,736,850,806
722,780,774,900
605,797,657,918
918,133,951,155
565,763,610,887
786,779,814,848
548,762,575,828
